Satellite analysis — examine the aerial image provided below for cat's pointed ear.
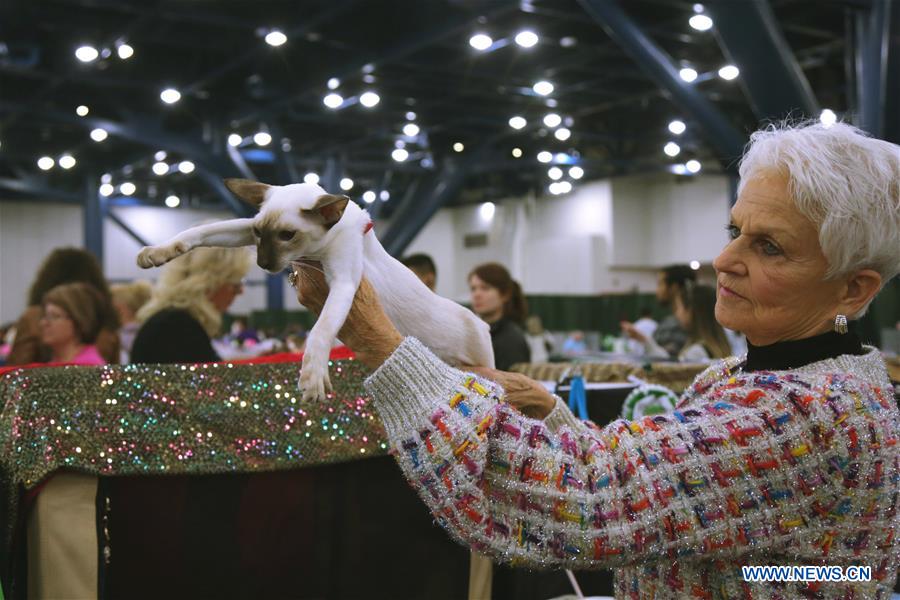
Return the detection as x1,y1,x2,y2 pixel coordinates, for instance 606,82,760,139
303,194,350,226
224,179,271,207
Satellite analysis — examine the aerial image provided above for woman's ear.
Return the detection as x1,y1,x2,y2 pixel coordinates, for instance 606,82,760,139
839,269,882,317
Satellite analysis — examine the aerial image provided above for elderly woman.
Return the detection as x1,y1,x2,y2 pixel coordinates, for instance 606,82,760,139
131,246,251,364
293,122,900,597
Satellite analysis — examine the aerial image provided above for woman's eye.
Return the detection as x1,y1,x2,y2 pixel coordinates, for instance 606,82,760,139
278,230,296,241
760,240,782,256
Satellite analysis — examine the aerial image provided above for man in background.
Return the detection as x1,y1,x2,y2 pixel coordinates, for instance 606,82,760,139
653,264,696,357
401,254,437,291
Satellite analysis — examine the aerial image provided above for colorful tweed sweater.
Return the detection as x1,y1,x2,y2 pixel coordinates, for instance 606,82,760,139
364,337,900,599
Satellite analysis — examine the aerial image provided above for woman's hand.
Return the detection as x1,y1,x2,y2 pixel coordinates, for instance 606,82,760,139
291,263,403,370
466,366,556,419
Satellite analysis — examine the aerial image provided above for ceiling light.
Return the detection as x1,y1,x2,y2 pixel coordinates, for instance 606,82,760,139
548,167,563,180
557,181,572,194
154,151,167,161
99,183,114,197
165,195,181,208
819,108,837,128
76,105,89,117
515,30,539,48
303,172,319,184
690,260,701,270
511,147,523,158
323,93,343,109
668,120,686,135
265,30,287,47
394,139,406,149
90,128,108,142
543,113,561,128
533,80,554,96
392,148,409,162
339,177,354,191
718,65,739,80
406,111,416,121
664,142,681,157
379,190,390,201
685,159,702,173
560,36,577,47
569,166,584,179
227,133,243,147
679,67,698,83
402,123,420,137
469,33,493,51
253,131,272,146
362,191,376,203
549,182,561,195
554,128,571,141
120,182,136,195
480,202,495,220
75,45,99,62
37,156,54,170
101,173,112,183
58,154,76,169
178,160,195,174
160,88,181,104
537,151,552,163
359,91,380,107
152,161,169,175
508,116,527,129
671,164,688,175
689,14,713,31
117,43,134,59
453,142,464,152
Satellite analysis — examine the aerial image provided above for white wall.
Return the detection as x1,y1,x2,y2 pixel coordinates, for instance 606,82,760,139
1,173,732,323
0,202,279,323
403,174,730,302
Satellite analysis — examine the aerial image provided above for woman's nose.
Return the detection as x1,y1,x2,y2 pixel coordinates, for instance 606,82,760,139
713,240,746,276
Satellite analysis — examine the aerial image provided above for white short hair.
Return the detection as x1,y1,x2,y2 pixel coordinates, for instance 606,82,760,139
739,121,900,314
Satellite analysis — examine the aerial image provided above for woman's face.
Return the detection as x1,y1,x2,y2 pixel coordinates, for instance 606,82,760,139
40,303,79,348
208,280,244,313
469,275,506,319
713,173,845,345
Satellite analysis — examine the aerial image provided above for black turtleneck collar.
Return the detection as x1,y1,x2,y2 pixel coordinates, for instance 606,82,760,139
743,330,864,372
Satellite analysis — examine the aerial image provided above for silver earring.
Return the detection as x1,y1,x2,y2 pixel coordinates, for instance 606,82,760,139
834,314,848,334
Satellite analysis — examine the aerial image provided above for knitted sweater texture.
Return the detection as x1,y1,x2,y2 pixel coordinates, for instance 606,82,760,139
364,337,900,599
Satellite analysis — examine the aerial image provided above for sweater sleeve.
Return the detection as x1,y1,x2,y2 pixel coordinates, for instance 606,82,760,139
364,337,863,570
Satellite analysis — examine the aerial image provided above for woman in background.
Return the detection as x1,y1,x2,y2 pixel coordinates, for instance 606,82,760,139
468,262,530,370
131,246,251,364
623,282,731,362
8,247,119,364
40,282,117,365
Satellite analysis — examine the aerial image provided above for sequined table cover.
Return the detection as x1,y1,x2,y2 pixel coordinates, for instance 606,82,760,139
0,358,387,490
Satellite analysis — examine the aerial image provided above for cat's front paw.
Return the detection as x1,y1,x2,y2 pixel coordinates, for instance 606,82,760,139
298,352,333,402
137,241,189,268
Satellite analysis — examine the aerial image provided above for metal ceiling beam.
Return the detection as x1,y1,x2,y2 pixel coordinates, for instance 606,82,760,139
705,0,820,120
106,209,151,248
0,177,82,203
855,0,894,137
576,0,746,166
83,176,104,262
381,144,491,257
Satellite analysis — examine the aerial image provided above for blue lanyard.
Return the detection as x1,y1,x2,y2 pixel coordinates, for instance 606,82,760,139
567,375,589,421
